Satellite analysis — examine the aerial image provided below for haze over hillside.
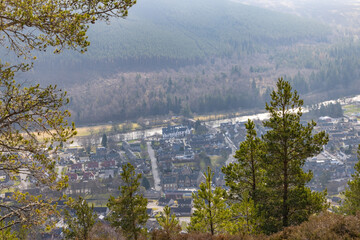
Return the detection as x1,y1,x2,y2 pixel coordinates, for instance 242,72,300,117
22,0,360,124
236,0,360,26
33,0,328,85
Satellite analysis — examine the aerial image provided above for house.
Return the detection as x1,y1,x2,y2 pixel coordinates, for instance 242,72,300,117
86,161,99,171
107,149,121,161
130,143,142,152
177,172,199,188
162,176,178,191
101,160,116,169
99,169,115,179
158,197,169,206
70,163,82,172
165,191,193,200
147,208,154,217
93,207,109,216
96,147,107,157
171,207,192,217
79,156,90,162
67,173,78,181
82,172,95,181
162,125,191,139
176,199,192,208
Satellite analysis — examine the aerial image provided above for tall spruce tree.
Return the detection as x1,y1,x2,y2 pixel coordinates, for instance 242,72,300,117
107,163,148,240
261,78,328,233
188,167,230,235
101,133,108,148
222,119,264,203
340,144,360,215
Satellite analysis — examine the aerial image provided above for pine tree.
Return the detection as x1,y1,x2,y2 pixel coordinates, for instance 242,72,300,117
188,167,230,235
156,205,181,237
261,78,329,233
63,196,97,240
222,119,264,203
226,192,260,235
107,163,148,240
222,119,264,234
101,133,108,148
141,177,151,190
340,144,360,215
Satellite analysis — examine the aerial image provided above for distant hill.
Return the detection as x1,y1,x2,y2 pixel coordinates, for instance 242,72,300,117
33,0,330,85
24,0,353,125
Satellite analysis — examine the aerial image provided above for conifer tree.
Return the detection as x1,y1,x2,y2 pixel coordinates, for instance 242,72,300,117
101,133,108,148
222,119,265,234
141,177,151,190
188,167,230,235
107,163,148,240
156,205,181,237
222,119,264,203
226,192,260,235
261,78,328,233
340,144,360,215
64,196,97,240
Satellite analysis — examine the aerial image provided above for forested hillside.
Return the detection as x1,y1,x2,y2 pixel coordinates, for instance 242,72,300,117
32,0,329,85
23,0,360,124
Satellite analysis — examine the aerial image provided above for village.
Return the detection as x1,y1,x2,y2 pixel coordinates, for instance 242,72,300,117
1,103,360,230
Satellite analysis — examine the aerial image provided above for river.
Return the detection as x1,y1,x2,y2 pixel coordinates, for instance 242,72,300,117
85,94,360,143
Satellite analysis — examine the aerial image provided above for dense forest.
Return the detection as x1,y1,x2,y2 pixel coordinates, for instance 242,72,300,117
67,40,360,124
32,0,329,80
15,0,360,124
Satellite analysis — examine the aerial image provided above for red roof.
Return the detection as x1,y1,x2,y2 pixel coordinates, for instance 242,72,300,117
71,163,82,170
86,161,99,169
101,160,115,168
67,173,78,180
83,172,95,180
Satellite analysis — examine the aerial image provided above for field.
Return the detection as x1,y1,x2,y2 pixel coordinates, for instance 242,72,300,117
210,155,227,168
343,104,360,116
75,123,142,137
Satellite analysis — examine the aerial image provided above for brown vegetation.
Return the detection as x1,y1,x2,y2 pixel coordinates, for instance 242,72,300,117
88,212,360,240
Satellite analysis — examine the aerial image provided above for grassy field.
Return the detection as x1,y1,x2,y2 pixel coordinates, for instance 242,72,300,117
210,155,226,167
343,104,360,116
75,123,142,137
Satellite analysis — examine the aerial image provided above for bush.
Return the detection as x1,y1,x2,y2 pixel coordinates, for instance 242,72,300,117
270,212,360,240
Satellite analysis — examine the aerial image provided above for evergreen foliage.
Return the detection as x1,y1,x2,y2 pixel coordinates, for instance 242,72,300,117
101,133,108,148
309,102,344,118
261,78,329,233
226,192,260,235
107,163,148,240
188,167,230,235
141,177,151,190
222,119,265,203
156,205,181,238
37,0,329,69
340,145,360,215
64,196,98,240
